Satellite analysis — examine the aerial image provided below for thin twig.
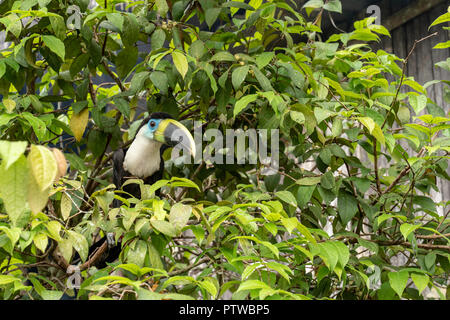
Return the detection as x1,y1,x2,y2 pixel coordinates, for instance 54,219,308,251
381,32,438,130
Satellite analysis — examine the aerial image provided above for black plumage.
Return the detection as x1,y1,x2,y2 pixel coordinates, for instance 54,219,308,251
84,112,176,268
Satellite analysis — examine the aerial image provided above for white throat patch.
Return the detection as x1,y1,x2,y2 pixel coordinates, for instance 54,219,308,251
123,126,163,178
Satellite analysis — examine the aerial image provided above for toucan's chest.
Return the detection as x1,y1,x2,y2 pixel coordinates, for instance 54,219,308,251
123,135,163,178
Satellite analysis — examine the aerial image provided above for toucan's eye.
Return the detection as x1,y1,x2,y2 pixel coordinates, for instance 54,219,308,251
150,120,156,128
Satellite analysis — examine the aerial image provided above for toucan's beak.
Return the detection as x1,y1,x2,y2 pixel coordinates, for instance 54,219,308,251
154,119,196,158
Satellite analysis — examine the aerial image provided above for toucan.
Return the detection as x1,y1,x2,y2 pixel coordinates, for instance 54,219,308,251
75,112,196,268
112,112,196,206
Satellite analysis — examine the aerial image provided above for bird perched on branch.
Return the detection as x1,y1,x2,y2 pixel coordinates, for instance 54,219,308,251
112,112,196,206
74,112,196,268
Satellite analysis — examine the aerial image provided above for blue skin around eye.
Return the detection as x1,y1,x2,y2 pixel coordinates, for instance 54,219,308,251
147,119,162,133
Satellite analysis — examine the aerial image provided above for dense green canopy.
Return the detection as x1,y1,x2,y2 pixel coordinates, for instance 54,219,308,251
0,0,449,300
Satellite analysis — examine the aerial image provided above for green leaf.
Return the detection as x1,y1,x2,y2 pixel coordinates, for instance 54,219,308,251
320,171,335,189
409,94,427,114
329,241,349,268
281,217,298,234
33,233,48,253
296,185,315,208
106,12,124,32
275,190,297,207
150,220,177,237
22,112,47,141
399,223,421,240
414,196,436,212
189,40,205,59
357,238,378,254
291,103,316,136
433,40,450,49
0,14,22,38
70,53,90,77
149,179,169,196
314,107,336,124
0,61,6,78
302,0,324,9
388,270,409,298
68,230,89,262
255,52,274,69
232,65,249,90
42,35,65,61
126,240,147,268
234,94,258,117
130,71,151,93
169,177,201,191
147,243,164,270
411,273,429,295
0,155,28,226
113,97,130,119
199,279,218,298
237,279,272,292
338,191,358,226
0,275,21,285
242,263,260,280
0,227,21,252
155,0,169,17
429,12,450,28
371,124,385,147
49,15,66,40
296,176,321,186
116,46,138,79
323,0,342,13
27,168,50,214
296,222,317,244
58,239,73,265
223,1,255,15
60,193,72,221
122,14,139,48
210,51,235,62
397,106,411,124
317,242,339,272
169,203,192,233
289,111,305,124
251,65,273,91
151,29,166,50
172,50,188,79
27,145,58,191
357,116,376,133
0,140,28,170
205,8,222,29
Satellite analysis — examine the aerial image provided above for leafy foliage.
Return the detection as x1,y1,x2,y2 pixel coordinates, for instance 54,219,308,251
0,0,449,300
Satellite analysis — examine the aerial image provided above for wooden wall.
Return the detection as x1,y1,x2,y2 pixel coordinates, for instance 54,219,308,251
327,1,450,209
373,1,450,207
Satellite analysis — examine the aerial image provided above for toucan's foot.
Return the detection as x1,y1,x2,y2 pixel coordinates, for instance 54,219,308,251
106,233,115,248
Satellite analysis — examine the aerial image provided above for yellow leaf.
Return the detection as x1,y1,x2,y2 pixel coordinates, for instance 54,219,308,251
60,193,72,221
70,108,89,142
372,124,385,147
33,233,48,253
28,145,58,191
357,116,375,133
57,239,73,264
27,170,50,214
0,155,28,226
51,148,68,181
3,98,16,113
172,51,188,79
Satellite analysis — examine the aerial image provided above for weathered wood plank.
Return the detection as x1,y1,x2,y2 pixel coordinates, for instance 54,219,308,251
383,0,447,31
